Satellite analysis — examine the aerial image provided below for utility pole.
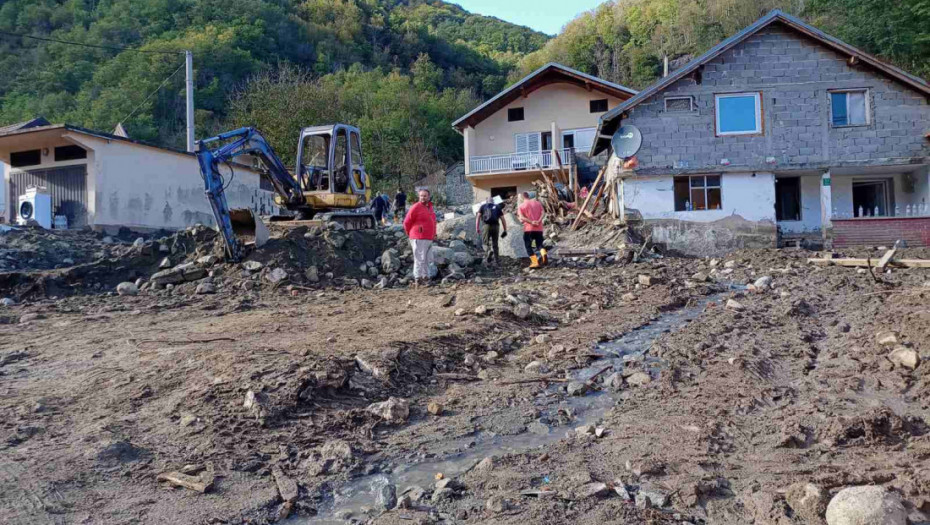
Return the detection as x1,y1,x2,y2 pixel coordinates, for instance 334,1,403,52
185,50,195,152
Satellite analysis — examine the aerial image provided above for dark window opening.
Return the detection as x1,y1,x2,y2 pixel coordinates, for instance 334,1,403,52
775,177,801,221
507,107,524,122
491,186,517,201
562,134,575,149
852,180,892,217
674,175,721,211
541,132,552,151
54,145,87,162
589,99,608,113
11,149,41,167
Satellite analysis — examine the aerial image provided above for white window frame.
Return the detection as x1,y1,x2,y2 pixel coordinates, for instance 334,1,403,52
828,88,870,128
715,92,762,136
664,96,694,112
675,175,722,211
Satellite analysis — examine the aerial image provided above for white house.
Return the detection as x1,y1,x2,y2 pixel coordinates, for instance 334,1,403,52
0,121,276,232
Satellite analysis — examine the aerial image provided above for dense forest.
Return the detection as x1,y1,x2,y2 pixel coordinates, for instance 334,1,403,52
515,0,930,90
1,0,928,189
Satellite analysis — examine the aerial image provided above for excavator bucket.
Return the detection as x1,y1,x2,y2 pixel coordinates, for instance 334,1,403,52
228,208,270,248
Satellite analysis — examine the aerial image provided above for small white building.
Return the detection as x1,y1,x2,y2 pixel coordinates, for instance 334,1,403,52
0,121,276,231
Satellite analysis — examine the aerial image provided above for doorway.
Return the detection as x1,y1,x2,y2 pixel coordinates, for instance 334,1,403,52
852,179,892,217
491,186,517,202
775,177,801,222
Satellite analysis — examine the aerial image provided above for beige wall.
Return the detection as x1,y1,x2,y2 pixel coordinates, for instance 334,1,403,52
470,173,542,202
470,82,625,157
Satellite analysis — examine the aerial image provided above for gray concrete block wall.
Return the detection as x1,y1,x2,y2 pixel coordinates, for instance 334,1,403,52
624,24,930,173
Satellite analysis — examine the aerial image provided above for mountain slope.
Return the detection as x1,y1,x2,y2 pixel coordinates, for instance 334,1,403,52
0,0,548,147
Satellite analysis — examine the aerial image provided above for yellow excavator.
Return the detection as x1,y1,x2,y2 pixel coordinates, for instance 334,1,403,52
196,123,375,261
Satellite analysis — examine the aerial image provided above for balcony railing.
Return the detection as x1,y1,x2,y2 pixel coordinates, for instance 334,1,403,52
469,148,576,176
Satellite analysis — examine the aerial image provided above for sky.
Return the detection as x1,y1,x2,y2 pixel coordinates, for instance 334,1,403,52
453,0,608,35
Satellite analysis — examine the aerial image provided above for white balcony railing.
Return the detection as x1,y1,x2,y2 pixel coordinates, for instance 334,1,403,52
469,148,575,176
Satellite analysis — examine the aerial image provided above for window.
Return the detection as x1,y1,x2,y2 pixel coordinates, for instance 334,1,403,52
10,149,41,167
589,99,608,113
514,132,541,153
775,177,801,221
830,89,868,127
54,145,87,162
507,107,524,122
715,92,762,135
674,175,722,211
561,128,597,152
349,132,362,166
852,180,891,217
665,96,693,112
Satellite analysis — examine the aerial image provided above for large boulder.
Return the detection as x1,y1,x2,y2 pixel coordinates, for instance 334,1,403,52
436,214,478,244
381,249,402,274
499,213,528,259
825,486,905,525
431,246,455,266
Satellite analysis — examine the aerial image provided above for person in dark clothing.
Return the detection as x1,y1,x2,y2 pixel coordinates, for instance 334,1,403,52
394,189,407,222
475,197,507,264
371,191,387,226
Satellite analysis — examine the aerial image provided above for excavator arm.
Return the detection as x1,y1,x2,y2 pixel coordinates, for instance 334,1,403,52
196,127,304,261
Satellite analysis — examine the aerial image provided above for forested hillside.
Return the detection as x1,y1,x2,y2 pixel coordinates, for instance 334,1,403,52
516,0,930,90
0,0,546,148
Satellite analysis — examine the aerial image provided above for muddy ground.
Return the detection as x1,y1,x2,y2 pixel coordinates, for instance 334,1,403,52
1,242,929,525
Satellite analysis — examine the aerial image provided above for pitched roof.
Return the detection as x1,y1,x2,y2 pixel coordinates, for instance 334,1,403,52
0,117,51,135
592,9,930,155
0,123,193,157
452,62,636,132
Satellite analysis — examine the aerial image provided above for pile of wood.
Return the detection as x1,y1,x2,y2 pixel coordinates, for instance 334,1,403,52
529,150,573,221
570,158,637,231
808,247,930,268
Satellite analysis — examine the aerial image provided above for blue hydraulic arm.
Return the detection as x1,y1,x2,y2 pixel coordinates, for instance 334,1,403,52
196,127,304,261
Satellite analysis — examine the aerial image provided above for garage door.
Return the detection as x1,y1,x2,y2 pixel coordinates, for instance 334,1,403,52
10,164,88,228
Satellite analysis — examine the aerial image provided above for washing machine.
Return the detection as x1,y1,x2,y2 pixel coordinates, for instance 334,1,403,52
17,187,52,229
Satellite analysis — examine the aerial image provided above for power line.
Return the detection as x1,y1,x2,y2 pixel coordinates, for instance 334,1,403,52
117,61,186,127
0,30,183,55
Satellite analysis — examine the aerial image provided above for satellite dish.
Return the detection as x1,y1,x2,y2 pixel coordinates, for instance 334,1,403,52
611,125,642,159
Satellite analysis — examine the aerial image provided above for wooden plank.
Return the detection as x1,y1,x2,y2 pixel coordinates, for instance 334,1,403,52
157,471,213,493
808,258,930,268
570,166,606,231
877,248,896,269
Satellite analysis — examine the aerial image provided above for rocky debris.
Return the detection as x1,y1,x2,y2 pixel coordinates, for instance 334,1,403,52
637,274,652,286
888,346,919,369
272,466,299,504
156,470,214,493
376,483,397,511
621,292,636,302
427,402,443,416
243,261,263,272
475,457,495,473
265,268,288,285
579,482,610,499
576,424,595,435
513,303,531,319
0,297,14,307
305,266,320,282
825,486,906,525
626,372,652,386
753,275,773,288
366,397,410,424
151,262,207,286
785,482,827,524
875,331,898,346
243,390,270,420
304,440,356,476
486,496,510,513
726,299,744,311
474,305,488,316
159,257,172,269
381,249,402,274
195,282,216,295
613,482,632,501
524,361,549,374
535,334,551,344
635,489,669,509
567,382,589,396
116,282,138,296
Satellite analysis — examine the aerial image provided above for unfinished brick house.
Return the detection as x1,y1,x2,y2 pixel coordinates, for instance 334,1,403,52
591,10,930,255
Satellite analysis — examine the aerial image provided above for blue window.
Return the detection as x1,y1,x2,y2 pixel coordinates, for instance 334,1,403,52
715,93,762,135
830,90,868,127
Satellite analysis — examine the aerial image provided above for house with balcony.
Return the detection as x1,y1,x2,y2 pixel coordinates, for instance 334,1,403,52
452,63,636,202
591,10,930,255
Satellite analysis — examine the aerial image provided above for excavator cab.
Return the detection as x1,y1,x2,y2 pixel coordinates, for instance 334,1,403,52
291,124,370,216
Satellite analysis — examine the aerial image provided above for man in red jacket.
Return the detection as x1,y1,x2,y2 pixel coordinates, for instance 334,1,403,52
403,189,437,286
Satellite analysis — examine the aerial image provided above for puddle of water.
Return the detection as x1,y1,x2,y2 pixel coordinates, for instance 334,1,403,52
292,290,730,523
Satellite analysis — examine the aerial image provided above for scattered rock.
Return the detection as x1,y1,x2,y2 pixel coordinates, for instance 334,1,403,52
366,397,410,424
475,305,488,315
486,496,509,513
116,282,139,296
524,361,549,374
825,486,906,525
243,260,263,272
305,266,320,283
785,482,827,524
475,457,495,473
567,381,589,396
513,303,531,319
243,390,269,420
265,268,288,285
621,292,636,302
637,274,652,286
195,283,216,295
0,298,15,307
575,424,595,435
726,299,744,311
889,346,919,369
875,331,898,346
753,276,773,288
626,372,652,386
636,490,669,509
376,483,397,511
483,351,499,363
579,482,610,499
535,334,551,344
158,257,172,269
427,402,443,416
360,278,373,289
